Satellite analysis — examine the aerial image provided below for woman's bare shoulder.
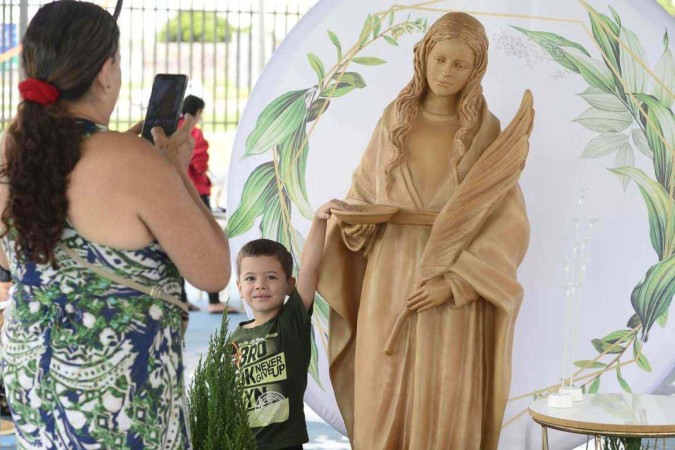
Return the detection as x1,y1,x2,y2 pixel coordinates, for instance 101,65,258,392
80,131,175,177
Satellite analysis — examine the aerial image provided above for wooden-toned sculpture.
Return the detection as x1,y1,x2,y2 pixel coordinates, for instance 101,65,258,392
318,12,534,449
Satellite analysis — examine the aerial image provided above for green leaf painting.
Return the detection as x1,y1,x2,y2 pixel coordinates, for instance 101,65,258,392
581,132,628,158
613,143,634,191
510,26,589,73
631,255,675,342
610,167,674,259
586,4,620,73
228,11,427,389
658,310,669,328
227,162,277,237
574,360,607,369
279,123,314,220
652,31,674,107
616,364,632,393
307,53,326,82
634,93,675,195
633,339,652,372
631,128,653,158
562,47,616,94
245,90,308,156
578,87,628,113
591,329,632,354
588,376,601,393
327,30,342,61
352,56,387,66
618,28,648,96
573,107,632,132
517,3,675,394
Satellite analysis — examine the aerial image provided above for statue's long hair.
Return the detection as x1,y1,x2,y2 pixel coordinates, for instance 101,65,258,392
386,12,489,193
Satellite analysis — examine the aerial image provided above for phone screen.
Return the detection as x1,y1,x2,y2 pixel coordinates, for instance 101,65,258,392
141,74,188,142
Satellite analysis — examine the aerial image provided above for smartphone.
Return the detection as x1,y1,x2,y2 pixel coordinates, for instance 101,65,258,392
141,74,189,143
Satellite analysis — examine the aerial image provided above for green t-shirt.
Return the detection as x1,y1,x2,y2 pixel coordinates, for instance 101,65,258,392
230,289,313,450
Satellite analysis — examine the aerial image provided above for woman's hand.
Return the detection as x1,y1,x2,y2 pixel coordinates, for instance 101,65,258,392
151,114,196,170
315,199,353,220
406,277,453,312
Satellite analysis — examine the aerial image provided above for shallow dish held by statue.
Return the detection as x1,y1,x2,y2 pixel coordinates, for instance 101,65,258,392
331,205,399,224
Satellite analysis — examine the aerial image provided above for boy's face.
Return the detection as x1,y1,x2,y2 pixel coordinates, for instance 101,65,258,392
237,255,295,316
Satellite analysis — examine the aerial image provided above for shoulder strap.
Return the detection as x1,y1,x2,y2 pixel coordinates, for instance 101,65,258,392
57,242,188,315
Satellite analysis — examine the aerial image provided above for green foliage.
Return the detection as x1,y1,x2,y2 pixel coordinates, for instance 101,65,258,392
574,360,607,369
188,313,256,450
511,26,589,72
632,339,652,372
517,5,675,391
278,122,313,219
307,54,326,82
615,364,632,393
591,329,633,354
157,11,238,43
588,376,601,393
610,167,674,260
634,94,675,195
245,90,308,157
631,255,675,342
227,162,277,237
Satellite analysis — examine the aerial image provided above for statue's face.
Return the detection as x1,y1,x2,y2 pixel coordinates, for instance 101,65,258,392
425,38,475,98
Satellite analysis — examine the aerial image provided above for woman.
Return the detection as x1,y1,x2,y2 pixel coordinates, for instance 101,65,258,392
0,2,230,448
318,12,533,449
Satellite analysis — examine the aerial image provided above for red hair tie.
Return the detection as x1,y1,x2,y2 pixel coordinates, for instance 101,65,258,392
18,78,60,106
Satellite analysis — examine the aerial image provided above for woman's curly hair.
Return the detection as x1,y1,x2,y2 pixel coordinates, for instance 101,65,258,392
0,0,119,266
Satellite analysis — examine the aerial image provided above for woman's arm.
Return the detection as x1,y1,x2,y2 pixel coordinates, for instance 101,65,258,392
123,121,231,292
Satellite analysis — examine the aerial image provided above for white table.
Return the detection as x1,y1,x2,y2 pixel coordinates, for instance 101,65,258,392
529,394,675,449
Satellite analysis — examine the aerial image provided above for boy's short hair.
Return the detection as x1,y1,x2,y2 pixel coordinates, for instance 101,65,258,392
236,239,294,280
182,95,205,115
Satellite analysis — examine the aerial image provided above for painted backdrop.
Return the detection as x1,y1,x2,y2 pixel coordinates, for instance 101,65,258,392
227,1,675,448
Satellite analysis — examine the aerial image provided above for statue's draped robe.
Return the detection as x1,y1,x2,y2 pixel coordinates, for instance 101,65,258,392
318,94,533,450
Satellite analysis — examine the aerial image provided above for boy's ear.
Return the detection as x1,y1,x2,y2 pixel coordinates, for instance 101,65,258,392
287,277,297,295
236,279,243,297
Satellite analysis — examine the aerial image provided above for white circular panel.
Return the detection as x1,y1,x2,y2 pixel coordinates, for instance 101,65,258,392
228,1,675,447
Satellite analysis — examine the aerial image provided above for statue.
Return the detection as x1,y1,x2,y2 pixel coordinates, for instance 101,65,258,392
317,12,534,449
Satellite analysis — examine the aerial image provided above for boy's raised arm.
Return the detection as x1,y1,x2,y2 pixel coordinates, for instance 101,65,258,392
296,199,352,311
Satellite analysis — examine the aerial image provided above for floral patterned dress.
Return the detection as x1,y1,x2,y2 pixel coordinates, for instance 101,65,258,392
0,124,191,449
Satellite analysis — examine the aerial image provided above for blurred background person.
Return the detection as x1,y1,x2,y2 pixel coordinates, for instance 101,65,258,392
180,95,235,314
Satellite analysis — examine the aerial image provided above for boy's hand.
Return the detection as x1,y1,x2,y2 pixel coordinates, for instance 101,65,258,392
315,199,352,220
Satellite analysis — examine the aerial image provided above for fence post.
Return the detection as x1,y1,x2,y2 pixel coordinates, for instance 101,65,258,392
18,0,27,39
257,0,265,75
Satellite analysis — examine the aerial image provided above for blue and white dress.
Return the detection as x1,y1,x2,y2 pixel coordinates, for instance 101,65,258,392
0,123,191,449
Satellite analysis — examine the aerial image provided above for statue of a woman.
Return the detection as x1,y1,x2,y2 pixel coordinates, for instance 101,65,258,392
318,12,534,449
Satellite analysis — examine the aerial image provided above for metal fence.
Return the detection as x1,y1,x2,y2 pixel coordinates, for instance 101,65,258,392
0,0,312,132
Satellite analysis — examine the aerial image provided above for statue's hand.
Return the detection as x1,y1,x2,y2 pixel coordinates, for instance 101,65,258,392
406,277,453,312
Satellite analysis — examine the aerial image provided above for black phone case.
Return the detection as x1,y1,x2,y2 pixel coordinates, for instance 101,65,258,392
141,74,188,143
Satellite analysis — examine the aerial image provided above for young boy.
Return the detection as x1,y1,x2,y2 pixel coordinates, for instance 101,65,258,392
230,199,350,450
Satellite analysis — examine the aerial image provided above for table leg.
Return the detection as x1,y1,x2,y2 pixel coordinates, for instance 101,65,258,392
594,435,601,450
541,426,549,450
